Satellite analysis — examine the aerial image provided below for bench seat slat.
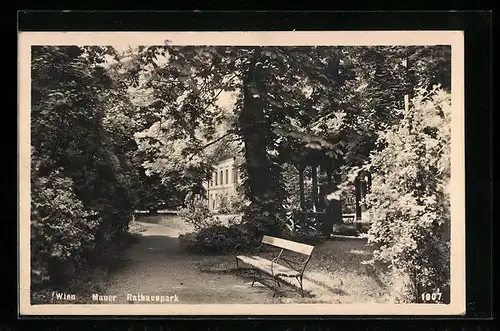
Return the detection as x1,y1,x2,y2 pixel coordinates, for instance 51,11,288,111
236,255,300,277
261,235,314,255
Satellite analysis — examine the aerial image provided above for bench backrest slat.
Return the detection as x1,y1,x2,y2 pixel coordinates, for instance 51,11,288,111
261,235,314,255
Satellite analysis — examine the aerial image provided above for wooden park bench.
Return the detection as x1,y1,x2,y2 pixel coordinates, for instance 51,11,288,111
235,235,315,297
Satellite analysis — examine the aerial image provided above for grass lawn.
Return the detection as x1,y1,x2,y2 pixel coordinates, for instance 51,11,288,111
297,238,390,303
195,237,390,304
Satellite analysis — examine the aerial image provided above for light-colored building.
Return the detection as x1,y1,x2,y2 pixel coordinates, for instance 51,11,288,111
205,157,243,212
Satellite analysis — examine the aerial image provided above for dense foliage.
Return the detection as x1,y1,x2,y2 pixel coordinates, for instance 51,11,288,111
126,46,359,237
30,46,137,287
177,196,253,253
31,157,98,285
178,197,218,231
357,86,452,303
179,223,257,254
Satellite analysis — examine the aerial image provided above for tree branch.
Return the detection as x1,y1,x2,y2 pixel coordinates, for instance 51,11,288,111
187,130,239,161
199,73,240,111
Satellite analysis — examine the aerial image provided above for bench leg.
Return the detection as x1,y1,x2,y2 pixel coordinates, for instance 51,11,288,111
251,269,258,287
297,276,304,297
235,256,239,269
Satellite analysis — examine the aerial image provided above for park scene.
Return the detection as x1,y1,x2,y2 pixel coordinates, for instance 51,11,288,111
29,44,452,305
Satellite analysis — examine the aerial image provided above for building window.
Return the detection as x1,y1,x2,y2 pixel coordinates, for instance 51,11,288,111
215,172,218,186
225,169,228,184
220,170,223,186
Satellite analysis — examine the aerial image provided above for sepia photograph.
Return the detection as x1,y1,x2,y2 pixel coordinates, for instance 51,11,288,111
18,31,465,315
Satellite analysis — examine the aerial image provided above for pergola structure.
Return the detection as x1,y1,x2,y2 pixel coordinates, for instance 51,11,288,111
276,128,345,237
276,128,371,237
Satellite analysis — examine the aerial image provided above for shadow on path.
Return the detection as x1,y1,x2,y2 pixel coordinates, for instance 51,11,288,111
103,222,277,304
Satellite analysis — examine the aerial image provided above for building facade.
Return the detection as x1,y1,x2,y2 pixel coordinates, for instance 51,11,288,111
205,157,243,212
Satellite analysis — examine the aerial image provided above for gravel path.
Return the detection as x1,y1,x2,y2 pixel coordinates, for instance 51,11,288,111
104,222,278,304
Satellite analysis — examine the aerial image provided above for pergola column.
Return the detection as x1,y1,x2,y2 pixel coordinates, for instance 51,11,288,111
354,174,362,220
297,164,306,211
311,164,318,211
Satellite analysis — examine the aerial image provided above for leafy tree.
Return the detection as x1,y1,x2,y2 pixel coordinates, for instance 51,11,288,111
99,51,184,212
125,45,451,239
334,46,451,168
358,86,451,303
31,46,136,286
127,46,351,236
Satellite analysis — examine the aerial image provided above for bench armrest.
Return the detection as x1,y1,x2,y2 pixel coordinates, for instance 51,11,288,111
270,249,284,277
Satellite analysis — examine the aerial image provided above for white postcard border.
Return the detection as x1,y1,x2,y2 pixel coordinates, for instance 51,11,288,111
18,30,465,316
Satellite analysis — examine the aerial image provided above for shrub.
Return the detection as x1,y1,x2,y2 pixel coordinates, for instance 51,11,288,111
288,228,326,246
331,223,361,236
357,86,452,303
177,195,257,253
217,193,232,214
240,202,288,238
213,191,247,215
283,210,326,245
178,197,219,230
229,191,247,214
30,162,99,287
179,224,258,254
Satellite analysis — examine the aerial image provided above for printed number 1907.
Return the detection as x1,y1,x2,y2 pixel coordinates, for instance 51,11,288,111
421,291,442,302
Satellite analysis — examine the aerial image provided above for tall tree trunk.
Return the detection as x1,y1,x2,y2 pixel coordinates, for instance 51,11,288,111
323,164,341,236
238,57,285,236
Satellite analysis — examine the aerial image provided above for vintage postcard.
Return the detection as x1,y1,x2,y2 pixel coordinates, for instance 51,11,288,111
18,31,465,316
